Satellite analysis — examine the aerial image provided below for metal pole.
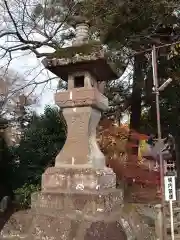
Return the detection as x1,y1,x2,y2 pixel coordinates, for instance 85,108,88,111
152,45,167,240
169,200,175,240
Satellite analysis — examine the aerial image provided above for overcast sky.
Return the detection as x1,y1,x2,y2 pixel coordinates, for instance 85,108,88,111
0,35,130,123
7,52,58,113
0,52,130,123
0,33,59,114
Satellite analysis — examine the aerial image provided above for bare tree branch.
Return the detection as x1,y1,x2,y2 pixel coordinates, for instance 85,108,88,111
0,0,77,59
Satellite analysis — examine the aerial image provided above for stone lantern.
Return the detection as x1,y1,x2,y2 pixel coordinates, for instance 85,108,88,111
31,18,128,240
1,18,149,240
42,19,117,169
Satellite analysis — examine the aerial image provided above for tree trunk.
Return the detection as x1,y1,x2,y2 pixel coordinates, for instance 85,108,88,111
129,54,145,156
130,54,144,131
174,134,180,189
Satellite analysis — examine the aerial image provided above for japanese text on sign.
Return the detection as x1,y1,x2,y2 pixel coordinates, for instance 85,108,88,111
164,175,176,201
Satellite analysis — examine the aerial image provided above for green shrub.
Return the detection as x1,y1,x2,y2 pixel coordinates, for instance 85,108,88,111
14,183,40,208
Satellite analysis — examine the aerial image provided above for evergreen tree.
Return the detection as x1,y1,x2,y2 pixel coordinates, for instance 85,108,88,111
0,118,13,199
11,106,66,191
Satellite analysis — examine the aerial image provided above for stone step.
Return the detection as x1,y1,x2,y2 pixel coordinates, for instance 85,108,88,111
173,207,180,212
166,218,180,224
168,234,180,239
0,231,28,239
166,207,180,213
166,202,179,208
0,210,33,239
167,221,180,228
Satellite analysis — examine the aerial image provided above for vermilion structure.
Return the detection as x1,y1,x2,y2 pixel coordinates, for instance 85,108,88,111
97,119,161,202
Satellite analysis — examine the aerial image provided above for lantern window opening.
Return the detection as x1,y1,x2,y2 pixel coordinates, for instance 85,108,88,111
74,75,84,88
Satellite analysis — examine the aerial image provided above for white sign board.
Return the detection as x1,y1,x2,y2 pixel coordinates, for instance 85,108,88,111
164,176,176,201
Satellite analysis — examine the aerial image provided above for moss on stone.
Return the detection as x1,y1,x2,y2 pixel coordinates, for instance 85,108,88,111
50,41,102,59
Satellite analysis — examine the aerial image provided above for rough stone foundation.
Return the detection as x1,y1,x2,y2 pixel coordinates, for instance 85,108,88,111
0,167,156,240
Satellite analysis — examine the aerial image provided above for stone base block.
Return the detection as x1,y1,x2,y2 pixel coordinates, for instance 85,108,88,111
0,188,127,240
29,215,128,240
0,197,155,240
0,169,155,240
1,211,130,240
41,166,116,192
0,210,33,239
31,188,123,218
